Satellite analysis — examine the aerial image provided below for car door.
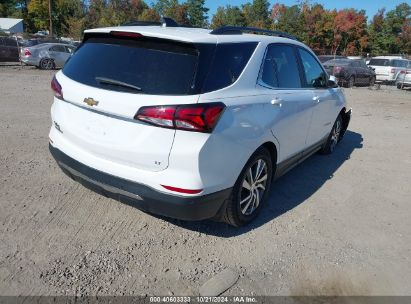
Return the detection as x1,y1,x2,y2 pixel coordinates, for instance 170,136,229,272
256,43,313,163
49,45,67,66
296,47,338,147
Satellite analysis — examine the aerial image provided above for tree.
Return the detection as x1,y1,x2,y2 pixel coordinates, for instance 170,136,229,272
163,0,189,25
210,5,246,29
332,9,368,55
271,4,304,39
186,0,208,27
242,0,271,28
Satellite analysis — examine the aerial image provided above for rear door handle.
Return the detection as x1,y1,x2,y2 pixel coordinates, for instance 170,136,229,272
270,98,282,107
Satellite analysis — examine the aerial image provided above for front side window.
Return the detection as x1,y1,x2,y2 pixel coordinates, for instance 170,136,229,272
298,48,327,88
260,44,301,89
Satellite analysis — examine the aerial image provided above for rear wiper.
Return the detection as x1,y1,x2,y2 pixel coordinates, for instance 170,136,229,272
95,77,142,92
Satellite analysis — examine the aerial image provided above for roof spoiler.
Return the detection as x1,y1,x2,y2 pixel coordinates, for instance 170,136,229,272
210,26,298,41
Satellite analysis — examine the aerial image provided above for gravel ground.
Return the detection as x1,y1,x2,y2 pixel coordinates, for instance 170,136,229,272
1,64,411,296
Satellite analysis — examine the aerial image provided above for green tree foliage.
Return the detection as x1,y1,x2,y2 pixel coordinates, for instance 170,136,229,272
2,0,409,56
186,0,208,27
369,3,411,55
242,0,271,28
210,5,246,29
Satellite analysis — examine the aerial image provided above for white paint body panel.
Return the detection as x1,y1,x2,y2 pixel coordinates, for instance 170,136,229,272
49,27,347,197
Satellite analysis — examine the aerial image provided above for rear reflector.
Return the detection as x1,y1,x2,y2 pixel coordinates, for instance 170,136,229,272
161,185,203,194
51,76,63,100
110,31,143,38
135,103,225,133
24,49,31,56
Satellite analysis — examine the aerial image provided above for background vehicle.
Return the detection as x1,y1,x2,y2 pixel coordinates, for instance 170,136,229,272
318,55,347,63
49,22,351,227
396,62,411,89
20,43,75,69
323,58,376,87
368,56,409,84
0,36,19,62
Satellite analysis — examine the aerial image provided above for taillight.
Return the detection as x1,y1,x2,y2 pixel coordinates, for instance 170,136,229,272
51,76,63,100
24,49,31,56
390,68,395,73
333,66,342,74
134,103,225,133
110,31,143,38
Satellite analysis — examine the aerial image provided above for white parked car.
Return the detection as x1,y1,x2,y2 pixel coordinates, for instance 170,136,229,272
396,62,411,89
368,56,409,84
49,21,352,226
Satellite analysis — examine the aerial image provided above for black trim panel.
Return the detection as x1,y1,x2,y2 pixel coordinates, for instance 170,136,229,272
49,145,232,221
274,137,327,179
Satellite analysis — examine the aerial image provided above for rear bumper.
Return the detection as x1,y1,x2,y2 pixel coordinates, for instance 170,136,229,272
49,144,231,221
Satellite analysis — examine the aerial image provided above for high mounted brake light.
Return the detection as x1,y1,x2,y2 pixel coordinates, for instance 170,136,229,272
134,103,225,133
110,31,143,38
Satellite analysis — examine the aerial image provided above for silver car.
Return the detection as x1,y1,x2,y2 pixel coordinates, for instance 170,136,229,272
20,43,75,69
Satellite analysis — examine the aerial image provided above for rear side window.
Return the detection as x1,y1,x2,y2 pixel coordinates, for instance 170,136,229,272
369,59,391,66
261,44,301,89
201,43,257,93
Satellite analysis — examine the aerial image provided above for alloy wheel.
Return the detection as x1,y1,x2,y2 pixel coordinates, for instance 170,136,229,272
330,119,342,152
239,159,268,215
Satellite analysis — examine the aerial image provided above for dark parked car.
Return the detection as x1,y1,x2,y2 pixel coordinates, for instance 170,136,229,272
318,55,347,63
0,37,19,62
323,59,376,87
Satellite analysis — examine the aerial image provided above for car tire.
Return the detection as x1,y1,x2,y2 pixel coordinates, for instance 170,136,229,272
369,76,376,87
345,76,355,88
320,114,343,155
396,81,403,90
222,147,273,227
39,58,55,70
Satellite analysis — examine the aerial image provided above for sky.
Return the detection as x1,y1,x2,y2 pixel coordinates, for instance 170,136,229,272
205,0,408,20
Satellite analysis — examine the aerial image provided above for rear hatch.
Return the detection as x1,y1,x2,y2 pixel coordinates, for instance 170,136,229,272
54,32,207,172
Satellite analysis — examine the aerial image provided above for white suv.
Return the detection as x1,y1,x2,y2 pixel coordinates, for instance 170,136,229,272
49,21,351,226
368,56,409,84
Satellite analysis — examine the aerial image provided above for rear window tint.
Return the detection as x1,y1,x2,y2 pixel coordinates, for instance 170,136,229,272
63,35,257,95
63,37,200,95
369,59,391,66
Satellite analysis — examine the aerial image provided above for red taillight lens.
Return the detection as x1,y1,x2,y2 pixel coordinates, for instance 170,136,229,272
24,49,31,56
134,103,225,133
110,31,143,38
161,185,202,194
51,76,63,100
136,106,176,128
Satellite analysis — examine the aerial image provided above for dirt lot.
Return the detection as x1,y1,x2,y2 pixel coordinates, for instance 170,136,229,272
1,64,411,297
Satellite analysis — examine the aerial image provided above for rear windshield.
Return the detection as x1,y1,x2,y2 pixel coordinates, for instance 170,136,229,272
369,59,391,66
62,34,257,95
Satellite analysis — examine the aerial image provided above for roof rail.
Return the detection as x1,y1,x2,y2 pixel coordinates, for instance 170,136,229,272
122,17,179,28
210,26,298,41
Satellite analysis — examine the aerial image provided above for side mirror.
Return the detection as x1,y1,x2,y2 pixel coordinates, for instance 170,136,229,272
327,75,338,88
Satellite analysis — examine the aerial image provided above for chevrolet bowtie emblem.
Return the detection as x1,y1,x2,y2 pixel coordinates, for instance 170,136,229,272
83,97,99,106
